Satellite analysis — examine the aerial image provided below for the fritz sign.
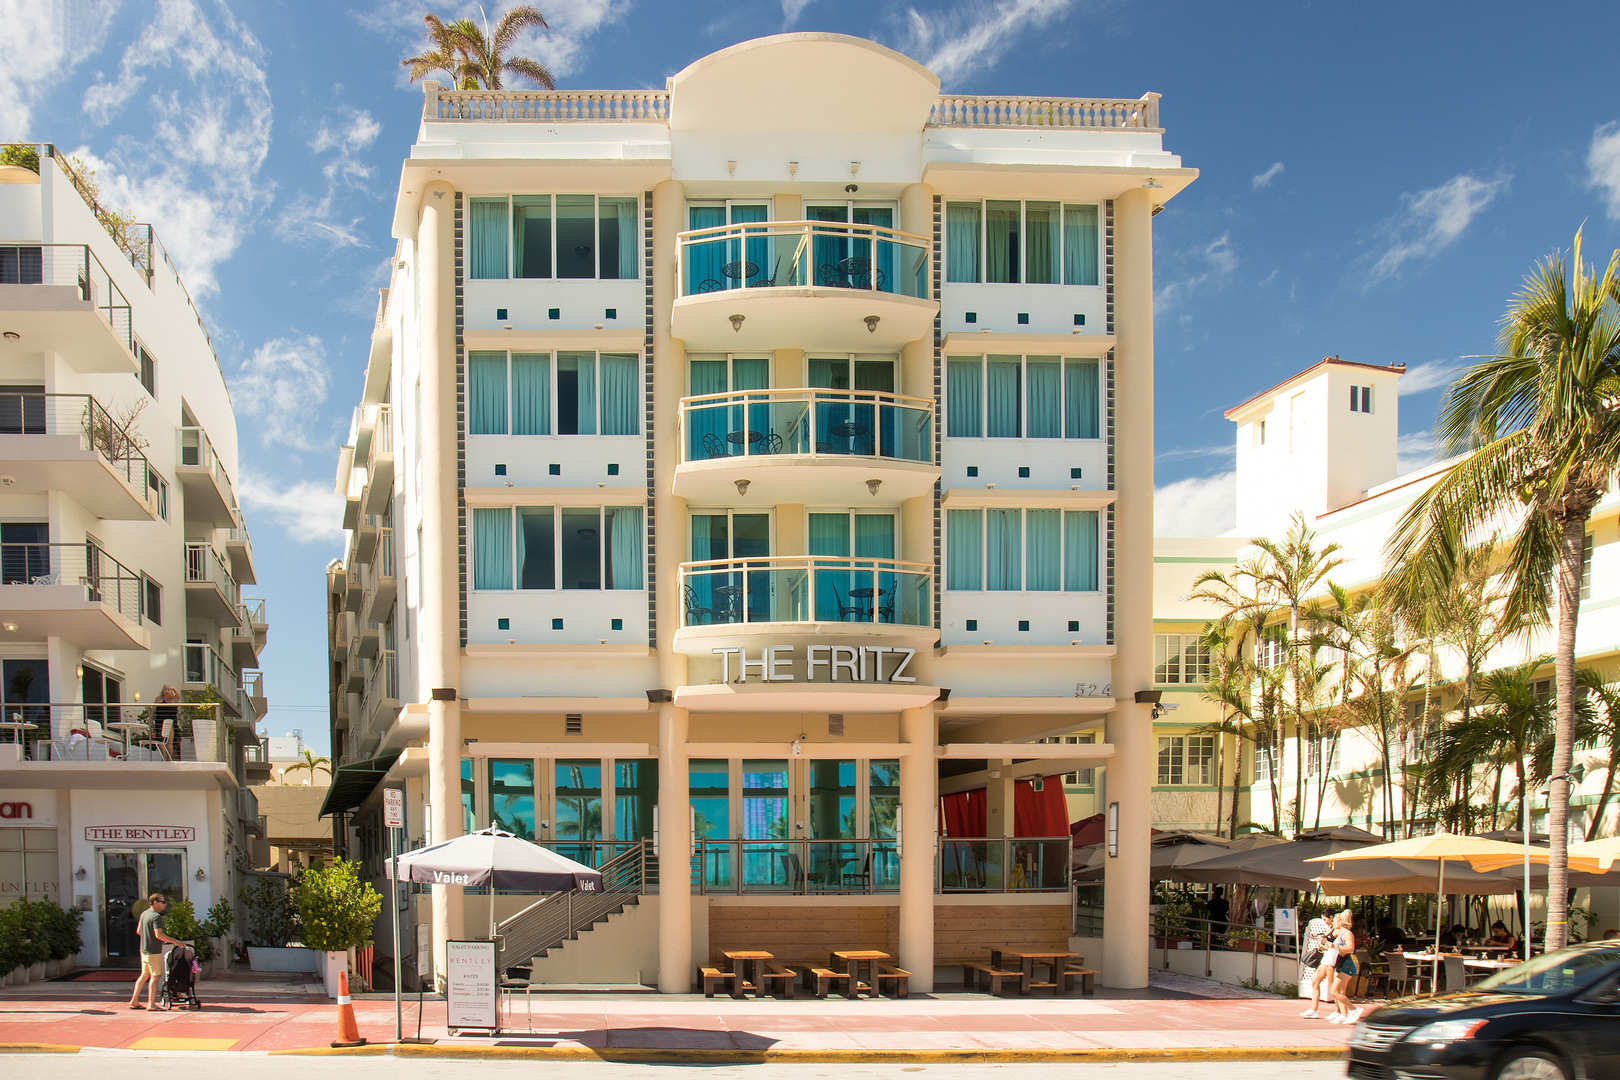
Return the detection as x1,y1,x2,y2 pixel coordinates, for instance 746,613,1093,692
712,645,917,684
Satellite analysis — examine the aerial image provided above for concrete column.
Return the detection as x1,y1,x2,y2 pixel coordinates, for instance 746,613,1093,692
772,347,803,389
417,180,463,983
898,184,932,244
984,760,1015,838
44,637,76,739
1102,187,1157,990
898,702,937,991
656,703,691,991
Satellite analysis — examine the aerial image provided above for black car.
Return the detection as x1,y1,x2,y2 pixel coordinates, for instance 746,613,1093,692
1345,942,1620,1080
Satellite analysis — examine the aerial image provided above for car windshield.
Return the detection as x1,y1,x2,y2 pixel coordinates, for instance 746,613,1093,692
1471,946,1620,995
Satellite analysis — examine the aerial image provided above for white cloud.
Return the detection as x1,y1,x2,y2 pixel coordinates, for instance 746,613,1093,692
894,0,1075,85
360,0,628,82
1366,172,1509,288
782,0,815,25
1156,232,1238,312
239,474,344,545
0,0,121,140
1587,121,1620,220
1397,430,1440,476
1157,443,1235,464
276,107,381,251
276,194,366,250
230,334,333,453
1398,358,1460,397
311,109,381,188
1251,162,1284,190
1155,471,1236,537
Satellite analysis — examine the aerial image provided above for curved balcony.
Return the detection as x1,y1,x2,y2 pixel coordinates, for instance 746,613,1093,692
671,220,937,350
674,388,938,503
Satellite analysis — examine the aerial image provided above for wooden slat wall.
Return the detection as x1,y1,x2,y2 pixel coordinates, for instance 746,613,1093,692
707,904,1069,965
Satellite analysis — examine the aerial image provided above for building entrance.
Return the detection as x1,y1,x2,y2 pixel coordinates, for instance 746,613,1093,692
98,849,186,967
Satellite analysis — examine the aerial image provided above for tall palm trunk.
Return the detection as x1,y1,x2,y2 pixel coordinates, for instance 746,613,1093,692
1547,514,1584,949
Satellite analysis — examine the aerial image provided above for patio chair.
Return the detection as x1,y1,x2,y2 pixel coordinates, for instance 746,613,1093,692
702,432,729,459
697,279,723,293
684,585,712,626
842,852,872,890
831,580,865,622
1442,954,1467,993
876,580,897,622
759,432,783,454
778,852,807,893
750,257,780,287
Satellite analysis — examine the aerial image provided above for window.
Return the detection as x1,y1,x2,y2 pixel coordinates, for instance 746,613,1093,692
1350,385,1372,413
946,355,1100,439
1582,533,1593,601
1256,624,1288,669
1043,733,1095,786
469,194,639,281
0,522,48,584
467,350,640,436
471,504,644,591
945,507,1098,591
1154,633,1210,685
1158,735,1214,786
146,469,168,520
142,575,161,626
0,822,57,901
1254,740,1274,783
1307,730,1338,777
945,200,1100,285
137,343,156,398
488,758,535,839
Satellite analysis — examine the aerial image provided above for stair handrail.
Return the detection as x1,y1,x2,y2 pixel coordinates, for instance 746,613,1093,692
494,841,647,973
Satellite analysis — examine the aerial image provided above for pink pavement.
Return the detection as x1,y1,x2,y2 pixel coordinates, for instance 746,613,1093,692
0,971,1356,1056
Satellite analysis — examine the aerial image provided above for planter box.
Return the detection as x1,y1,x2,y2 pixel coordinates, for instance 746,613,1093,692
248,945,322,973
321,950,347,999
29,962,45,981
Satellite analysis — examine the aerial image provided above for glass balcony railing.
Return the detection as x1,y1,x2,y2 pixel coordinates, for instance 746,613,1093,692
677,220,930,300
184,542,239,606
680,388,934,465
938,837,1071,892
692,838,899,895
177,425,236,507
680,555,932,628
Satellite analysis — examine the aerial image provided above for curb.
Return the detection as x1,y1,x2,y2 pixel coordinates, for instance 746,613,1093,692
0,1044,83,1054
270,1044,1345,1064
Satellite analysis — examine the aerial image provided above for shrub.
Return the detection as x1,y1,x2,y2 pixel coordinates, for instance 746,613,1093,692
239,874,296,948
1,144,40,173
0,900,52,973
291,859,381,952
161,898,216,964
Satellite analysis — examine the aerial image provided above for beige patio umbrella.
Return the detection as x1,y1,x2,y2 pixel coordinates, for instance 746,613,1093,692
1567,836,1620,872
1307,832,1602,992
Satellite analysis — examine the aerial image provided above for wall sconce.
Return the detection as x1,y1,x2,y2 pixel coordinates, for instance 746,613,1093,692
75,665,84,679
74,866,86,880
727,160,738,176
1106,802,1120,858
865,479,882,496
849,161,860,177
2,331,18,341
864,315,880,334
734,479,750,496
729,314,745,332
788,161,799,177
194,868,206,881
1142,177,1163,189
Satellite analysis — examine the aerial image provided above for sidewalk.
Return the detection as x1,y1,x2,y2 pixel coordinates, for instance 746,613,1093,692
0,969,1355,1061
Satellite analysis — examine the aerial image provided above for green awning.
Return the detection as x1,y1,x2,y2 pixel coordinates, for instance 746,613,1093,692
318,751,401,818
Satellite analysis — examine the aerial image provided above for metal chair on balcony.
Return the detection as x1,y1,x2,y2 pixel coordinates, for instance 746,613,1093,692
683,585,712,626
702,433,729,460
759,432,782,454
831,580,865,622
876,580,898,623
750,257,781,288
842,852,872,891
697,279,723,293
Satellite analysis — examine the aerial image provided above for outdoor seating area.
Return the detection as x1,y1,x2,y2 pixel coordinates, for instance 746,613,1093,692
961,949,1095,997
700,948,908,1000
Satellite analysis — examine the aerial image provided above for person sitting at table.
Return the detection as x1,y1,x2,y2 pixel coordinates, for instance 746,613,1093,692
1437,923,1468,949
1487,921,1518,952
1602,928,1619,940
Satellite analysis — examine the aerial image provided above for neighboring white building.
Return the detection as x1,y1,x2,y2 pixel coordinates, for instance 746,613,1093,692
325,33,1193,992
0,145,270,966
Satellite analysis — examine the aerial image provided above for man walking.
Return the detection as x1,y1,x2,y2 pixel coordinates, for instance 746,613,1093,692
128,893,185,1010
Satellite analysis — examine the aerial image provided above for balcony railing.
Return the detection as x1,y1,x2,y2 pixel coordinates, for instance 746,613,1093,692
928,93,1160,129
366,403,392,465
678,220,929,300
238,597,267,626
376,526,396,581
177,425,236,506
938,837,1070,892
680,388,933,465
183,642,239,715
686,837,1068,894
4,701,226,763
679,555,932,628
0,392,154,493
0,541,143,623
368,648,398,715
0,242,134,353
185,542,239,606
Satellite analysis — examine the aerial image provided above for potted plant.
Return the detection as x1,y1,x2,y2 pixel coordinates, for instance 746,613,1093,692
291,859,382,998
1225,923,1271,954
240,874,318,972
1153,891,1199,948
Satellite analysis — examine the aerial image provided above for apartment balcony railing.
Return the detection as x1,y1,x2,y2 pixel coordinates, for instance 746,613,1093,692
367,648,399,728
4,702,227,764
679,555,932,629
176,425,236,526
685,837,1068,894
183,641,241,718
224,507,255,585
0,393,155,513
243,742,267,764
680,388,933,465
677,220,929,300
928,93,1160,129
184,541,240,624
938,837,1071,892
0,242,134,353
241,669,266,718
239,597,267,628
363,405,393,516
0,541,143,623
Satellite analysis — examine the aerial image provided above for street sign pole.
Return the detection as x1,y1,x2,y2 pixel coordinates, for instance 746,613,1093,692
384,787,405,1043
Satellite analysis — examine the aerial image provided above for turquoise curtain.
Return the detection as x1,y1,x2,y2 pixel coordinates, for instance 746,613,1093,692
986,201,1020,283
511,353,549,435
1065,361,1100,438
809,513,851,621
607,506,643,589
686,205,725,293
1025,201,1059,284
517,506,553,589
573,353,596,435
947,359,982,437
596,196,637,279
688,513,727,620
473,508,512,590
688,360,728,459
809,205,848,287
946,203,980,283
987,356,1021,438
601,353,639,435
946,509,982,590
468,351,507,434
855,514,895,620
1064,510,1099,591
1025,509,1060,591
854,514,894,558
470,198,508,279
986,508,1021,590
619,198,638,277
1026,358,1061,438
1064,204,1099,285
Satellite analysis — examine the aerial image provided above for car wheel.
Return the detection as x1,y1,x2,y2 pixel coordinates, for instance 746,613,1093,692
1493,1049,1570,1080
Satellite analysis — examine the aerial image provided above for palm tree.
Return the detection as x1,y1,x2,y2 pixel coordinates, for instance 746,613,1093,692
1574,671,1620,840
1429,660,1551,829
402,15,481,89
403,7,555,91
284,749,332,785
1388,229,1620,948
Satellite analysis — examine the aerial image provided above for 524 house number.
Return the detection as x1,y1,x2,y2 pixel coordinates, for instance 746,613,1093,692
712,645,917,684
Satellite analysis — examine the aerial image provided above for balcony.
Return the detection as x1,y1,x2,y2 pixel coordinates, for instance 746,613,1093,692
362,527,397,625
224,507,256,584
341,463,366,530
176,426,237,527
183,641,242,719
675,388,937,503
0,393,159,519
243,740,271,781
241,669,267,719
366,648,399,733
183,542,240,625
0,703,233,790
0,541,148,650
342,560,364,614
362,404,393,516
0,243,138,373
671,221,936,350
230,597,267,669
353,512,382,565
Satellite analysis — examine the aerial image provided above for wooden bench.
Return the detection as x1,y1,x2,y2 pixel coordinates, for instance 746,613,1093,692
699,966,741,998
801,966,852,999
964,962,1026,996
759,962,798,998
1062,966,1098,996
875,965,911,998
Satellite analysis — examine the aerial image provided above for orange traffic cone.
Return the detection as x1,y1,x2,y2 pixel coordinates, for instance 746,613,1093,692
331,969,367,1048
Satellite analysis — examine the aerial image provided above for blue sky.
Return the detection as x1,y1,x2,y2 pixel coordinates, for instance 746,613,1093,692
5,0,1620,754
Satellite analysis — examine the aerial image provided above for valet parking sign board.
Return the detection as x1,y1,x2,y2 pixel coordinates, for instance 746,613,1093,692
445,940,499,1032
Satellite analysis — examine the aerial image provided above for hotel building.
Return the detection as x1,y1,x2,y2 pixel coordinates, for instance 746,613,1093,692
0,145,270,965
324,34,1193,992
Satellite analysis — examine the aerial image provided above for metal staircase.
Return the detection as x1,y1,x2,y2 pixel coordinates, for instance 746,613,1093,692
494,841,653,972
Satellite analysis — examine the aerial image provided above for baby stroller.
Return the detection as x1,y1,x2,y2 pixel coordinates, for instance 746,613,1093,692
161,943,203,1010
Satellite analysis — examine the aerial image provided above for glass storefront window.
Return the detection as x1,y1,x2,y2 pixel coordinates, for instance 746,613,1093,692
614,759,657,841
690,759,730,889
555,760,603,863
742,759,788,891
488,758,536,840
869,759,901,890
460,758,476,834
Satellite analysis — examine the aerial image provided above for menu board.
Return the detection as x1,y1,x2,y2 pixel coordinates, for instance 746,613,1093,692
445,940,498,1031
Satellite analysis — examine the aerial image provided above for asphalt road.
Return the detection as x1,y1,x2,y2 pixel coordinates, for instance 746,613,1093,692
33,1054,1349,1080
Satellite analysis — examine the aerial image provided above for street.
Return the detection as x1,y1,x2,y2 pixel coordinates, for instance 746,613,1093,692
18,1055,1349,1080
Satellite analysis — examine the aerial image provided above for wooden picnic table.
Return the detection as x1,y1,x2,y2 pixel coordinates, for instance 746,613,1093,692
989,949,1078,995
829,950,888,999
723,950,774,997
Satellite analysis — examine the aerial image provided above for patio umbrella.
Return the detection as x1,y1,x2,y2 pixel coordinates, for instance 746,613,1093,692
1072,831,1237,882
1570,836,1620,871
1177,826,1383,891
386,826,604,939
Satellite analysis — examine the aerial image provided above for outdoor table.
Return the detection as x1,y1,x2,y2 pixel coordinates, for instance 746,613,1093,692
829,950,888,999
848,587,876,619
723,950,773,997
835,257,873,286
721,260,758,284
829,420,868,439
712,583,745,622
105,720,149,756
727,429,763,446
990,949,1078,995
0,719,38,745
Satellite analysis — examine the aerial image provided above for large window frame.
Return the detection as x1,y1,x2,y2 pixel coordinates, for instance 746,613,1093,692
945,199,1101,285
469,194,640,281
945,507,1100,592
1154,633,1210,685
471,504,645,592
946,354,1101,439
1157,734,1215,787
467,349,641,437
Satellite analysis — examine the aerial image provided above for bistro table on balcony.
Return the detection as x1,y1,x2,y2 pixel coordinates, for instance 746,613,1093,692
720,261,759,288
829,949,889,999
0,718,38,746
104,720,149,757
712,583,746,623
726,429,763,448
834,257,877,289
